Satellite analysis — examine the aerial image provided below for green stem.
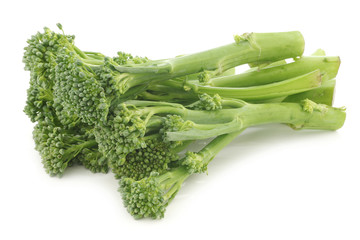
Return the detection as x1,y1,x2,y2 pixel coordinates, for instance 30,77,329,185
209,56,340,87
283,79,336,106
143,68,324,103
166,101,346,141
159,167,190,201
139,91,197,103
185,70,322,100
114,32,304,89
167,32,304,75
171,140,193,153
72,46,104,65
199,130,245,166
63,140,98,163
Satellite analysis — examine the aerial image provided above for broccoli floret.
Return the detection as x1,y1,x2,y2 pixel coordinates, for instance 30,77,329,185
23,27,70,122
111,138,179,180
33,118,98,176
187,93,222,111
23,26,348,221
94,103,149,164
54,52,108,124
119,167,190,219
118,129,247,219
23,25,103,126
27,26,307,125
96,98,347,166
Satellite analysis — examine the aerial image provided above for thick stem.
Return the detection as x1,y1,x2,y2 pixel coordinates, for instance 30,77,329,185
167,32,304,75
166,101,346,141
209,56,340,87
114,32,304,89
237,102,346,130
165,119,243,141
186,70,322,100
283,79,336,106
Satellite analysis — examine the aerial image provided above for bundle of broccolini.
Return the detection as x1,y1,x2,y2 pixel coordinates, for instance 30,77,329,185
23,24,346,219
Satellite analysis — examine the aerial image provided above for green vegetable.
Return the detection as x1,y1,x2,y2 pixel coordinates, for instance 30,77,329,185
23,25,346,220
32,117,107,176
117,129,244,219
23,26,305,125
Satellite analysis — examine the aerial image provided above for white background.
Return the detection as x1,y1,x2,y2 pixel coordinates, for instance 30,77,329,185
1,0,359,239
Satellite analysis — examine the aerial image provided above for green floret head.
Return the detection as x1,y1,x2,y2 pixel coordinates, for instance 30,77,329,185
24,73,56,122
94,104,148,164
33,116,98,176
54,52,109,125
119,173,166,219
33,120,79,176
119,167,190,219
111,138,178,180
181,151,207,174
96,57,132,96
23,27,73,122
188,93,222,111
23,27,71,73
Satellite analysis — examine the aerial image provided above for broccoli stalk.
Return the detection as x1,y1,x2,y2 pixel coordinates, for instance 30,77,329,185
24,26,306,125
144,69,323,102
182,70,322,100
119,94,346,219
118,130,244,219
284,78,336,106
114,32,304,76
165,99,346,141
95,97,345,172
282,49,337,106
52,29,305,125
118,96,346,219
140,54,339,104
181,130,244,173
206,55,340,87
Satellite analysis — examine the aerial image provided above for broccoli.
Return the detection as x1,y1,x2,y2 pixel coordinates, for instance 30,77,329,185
32,116,107,176
205,55,340,87
111,138,192,180
93,100,192,169
119,96,346,219
94,97,345,164
26,26,305,125
23,26,347,220
119,167,190,219
164,98,346,142
22,27,66,123
118,130,244,219
22,26,104,126
140,54,340,104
